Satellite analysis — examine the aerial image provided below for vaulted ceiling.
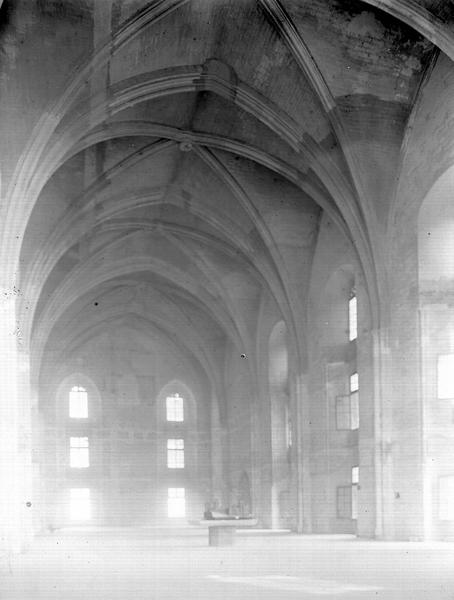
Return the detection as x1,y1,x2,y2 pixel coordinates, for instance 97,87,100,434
5,0,448,389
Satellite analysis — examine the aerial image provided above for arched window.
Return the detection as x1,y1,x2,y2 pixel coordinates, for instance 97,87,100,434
166,393,184,422
69,386,88,418
158,380,196,425
56,374,100,422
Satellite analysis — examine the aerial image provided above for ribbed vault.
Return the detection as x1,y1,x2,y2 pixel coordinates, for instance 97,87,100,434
3,0,443,420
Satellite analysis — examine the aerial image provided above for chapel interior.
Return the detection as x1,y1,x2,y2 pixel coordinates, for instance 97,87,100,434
1,0,454,598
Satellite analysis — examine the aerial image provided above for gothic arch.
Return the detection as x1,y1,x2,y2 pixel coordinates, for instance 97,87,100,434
156,379,198,426
54,372,102,422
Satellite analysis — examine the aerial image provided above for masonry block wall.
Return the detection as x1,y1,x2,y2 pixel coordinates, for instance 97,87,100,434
38,328,211,529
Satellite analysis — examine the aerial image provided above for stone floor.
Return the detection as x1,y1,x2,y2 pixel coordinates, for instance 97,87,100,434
1,528,454,599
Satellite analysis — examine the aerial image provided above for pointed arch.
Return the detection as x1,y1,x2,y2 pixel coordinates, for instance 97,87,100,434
54,372,101,422
156,379,197,425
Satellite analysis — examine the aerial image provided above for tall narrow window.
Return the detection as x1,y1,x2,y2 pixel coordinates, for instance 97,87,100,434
167,439,185,469
437,354,454,399
350,372,359,430
70,488,91,521
349,293,357,341
336,373,359,430
166,393,184,422
352,466,359,519
70,437,89,468
168,488,185,517
69,386,88,418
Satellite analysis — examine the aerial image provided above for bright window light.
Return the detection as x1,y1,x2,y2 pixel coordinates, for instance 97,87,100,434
166,394,184,422
349,295,357,341
437,354,454,399
70,488,91,521
350,373,359,429
168,488,185,517
167,439,184,468
69,386,88,418
70,437,89,468
439,476,454,520
350,372,359,393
